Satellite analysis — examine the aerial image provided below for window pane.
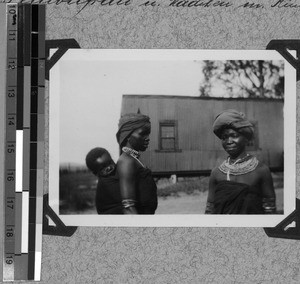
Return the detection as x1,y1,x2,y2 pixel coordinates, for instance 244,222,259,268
162,138,175,150
161,126,175,138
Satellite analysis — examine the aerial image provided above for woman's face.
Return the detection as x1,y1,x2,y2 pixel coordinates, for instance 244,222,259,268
221,128,248,158
128,125,151,152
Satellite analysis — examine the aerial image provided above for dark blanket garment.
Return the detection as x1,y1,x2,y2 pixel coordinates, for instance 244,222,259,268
96,167,157,215
96,172,123,214
135,167,158,214
214,180,264,214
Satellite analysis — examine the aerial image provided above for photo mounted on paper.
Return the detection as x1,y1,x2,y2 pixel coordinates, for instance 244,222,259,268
49,49,296,227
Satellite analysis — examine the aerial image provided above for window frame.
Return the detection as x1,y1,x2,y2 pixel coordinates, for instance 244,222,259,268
157,120,181,152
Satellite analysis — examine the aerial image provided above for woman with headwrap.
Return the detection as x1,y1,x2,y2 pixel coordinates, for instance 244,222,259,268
116,113,157,214
205,109,276,214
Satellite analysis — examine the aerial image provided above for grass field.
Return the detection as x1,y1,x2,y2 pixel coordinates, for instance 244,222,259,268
59,171,284,215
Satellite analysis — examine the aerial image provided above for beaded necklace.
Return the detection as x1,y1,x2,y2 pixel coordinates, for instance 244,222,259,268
122,147,145,168
218,154,259,181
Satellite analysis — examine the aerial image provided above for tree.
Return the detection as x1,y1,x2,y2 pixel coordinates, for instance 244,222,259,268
199,60,284,99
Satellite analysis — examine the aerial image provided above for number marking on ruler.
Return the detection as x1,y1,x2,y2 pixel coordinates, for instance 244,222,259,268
4,4,18,282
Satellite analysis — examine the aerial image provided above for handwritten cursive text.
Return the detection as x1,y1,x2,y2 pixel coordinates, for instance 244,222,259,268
169,0,232,7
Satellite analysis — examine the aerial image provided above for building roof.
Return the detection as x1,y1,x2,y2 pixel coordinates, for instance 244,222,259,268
123,94,284,102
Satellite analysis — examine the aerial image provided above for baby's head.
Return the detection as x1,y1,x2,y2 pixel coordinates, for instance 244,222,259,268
86,147,115,177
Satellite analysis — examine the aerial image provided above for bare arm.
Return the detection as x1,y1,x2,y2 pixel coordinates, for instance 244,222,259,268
260,164,276,214
117,156,138,214
205,167,218,214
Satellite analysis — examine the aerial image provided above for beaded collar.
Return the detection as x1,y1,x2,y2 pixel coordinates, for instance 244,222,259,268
219,154,259,181
122,147,140,159
122,147,145,168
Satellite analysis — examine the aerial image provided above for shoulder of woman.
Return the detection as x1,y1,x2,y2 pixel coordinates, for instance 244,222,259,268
210,166,220,177
256,160,271,174
117,154,138,174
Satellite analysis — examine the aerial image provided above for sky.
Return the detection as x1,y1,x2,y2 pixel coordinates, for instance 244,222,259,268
54,50,204,165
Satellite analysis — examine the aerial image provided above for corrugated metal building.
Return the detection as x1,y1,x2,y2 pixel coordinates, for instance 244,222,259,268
121,95,284,176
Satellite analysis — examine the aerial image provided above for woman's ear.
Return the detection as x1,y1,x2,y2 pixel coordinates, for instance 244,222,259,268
127,136,132,146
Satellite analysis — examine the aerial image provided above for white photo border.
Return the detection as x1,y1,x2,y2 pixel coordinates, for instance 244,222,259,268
49,49,296,227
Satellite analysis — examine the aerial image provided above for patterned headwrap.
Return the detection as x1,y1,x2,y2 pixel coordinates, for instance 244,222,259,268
116,113,151,147
213,109,254,140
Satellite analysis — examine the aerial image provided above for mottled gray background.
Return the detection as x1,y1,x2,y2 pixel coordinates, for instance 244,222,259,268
1,1,300,283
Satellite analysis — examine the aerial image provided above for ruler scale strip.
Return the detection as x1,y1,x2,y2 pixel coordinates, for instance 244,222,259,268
20,3,31,260
4,3,45,281
4,4,18,281
34,6,45,280
32,4,45,281
14,4,28,281
29,5,37,280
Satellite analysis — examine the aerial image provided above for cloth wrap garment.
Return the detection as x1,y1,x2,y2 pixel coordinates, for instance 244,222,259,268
116,113,151,148
213,109,254,140
214,180,264,214
96,167,157,214
96,170,123,214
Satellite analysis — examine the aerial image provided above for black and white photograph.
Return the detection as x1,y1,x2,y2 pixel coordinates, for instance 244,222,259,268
49,49,295,227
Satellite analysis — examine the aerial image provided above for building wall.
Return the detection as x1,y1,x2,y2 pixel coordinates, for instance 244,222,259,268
121,95,284,174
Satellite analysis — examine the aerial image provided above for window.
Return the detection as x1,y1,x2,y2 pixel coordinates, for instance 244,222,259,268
159,121,178,151
246,121,259,151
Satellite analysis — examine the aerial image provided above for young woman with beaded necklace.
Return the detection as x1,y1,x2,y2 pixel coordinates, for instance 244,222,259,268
116,113,158,214
205,110,276,214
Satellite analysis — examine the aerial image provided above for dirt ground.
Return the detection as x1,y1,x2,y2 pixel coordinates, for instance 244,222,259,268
156,192,207,214
156,188,284,214
61,171,284,215
75,188,283,215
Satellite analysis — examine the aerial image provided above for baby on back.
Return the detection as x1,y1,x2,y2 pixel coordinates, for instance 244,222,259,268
85,147,123,214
